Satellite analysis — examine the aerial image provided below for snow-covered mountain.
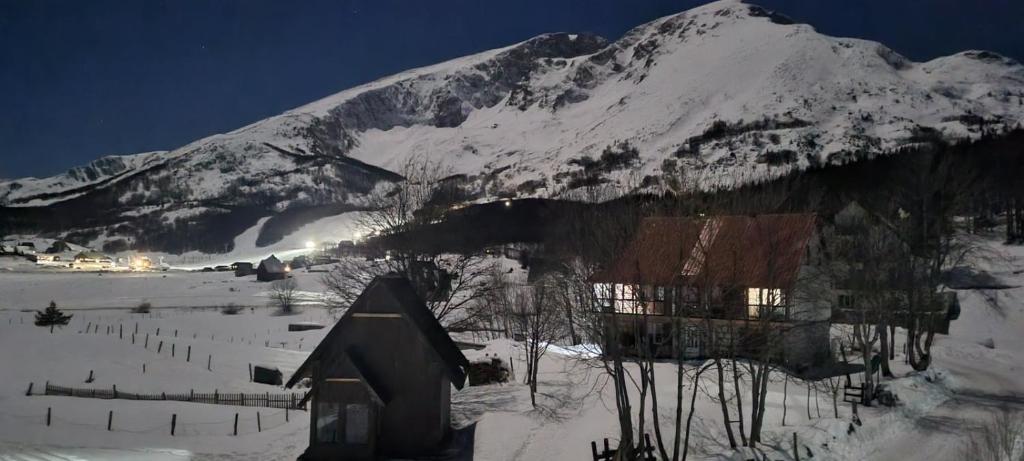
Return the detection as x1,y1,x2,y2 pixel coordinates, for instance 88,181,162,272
3,0,1024,253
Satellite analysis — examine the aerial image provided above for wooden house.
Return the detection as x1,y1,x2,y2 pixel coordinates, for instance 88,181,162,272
590,214,832,372
285,275,469,460
256,255,287,282
825,202,960,335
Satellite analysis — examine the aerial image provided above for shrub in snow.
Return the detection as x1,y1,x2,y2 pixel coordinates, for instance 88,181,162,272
467,357,510,386
35,301,72,327
221,303,242,315
132,301,152,313
269,278,298,315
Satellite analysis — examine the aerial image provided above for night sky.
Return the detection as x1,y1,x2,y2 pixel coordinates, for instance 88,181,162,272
2,0,1023,179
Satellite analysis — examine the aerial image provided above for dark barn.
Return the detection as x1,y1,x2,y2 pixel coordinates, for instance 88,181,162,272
256,255,287,281
286,275,469,460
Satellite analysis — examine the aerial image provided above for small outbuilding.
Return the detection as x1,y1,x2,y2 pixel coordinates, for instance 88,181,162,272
286,274,469,461
253,365,284,386
256,255,287,282
233,261,254,277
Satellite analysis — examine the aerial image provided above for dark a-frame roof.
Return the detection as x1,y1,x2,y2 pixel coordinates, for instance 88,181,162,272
285,274,470,390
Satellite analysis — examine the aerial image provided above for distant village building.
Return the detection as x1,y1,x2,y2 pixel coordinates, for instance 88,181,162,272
256,255,288,282
591,214,832,373
232,261,255,277
286,275,468,460
72,250,115,270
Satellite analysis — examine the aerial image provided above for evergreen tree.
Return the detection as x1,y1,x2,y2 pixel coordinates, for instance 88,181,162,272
35,301,72,327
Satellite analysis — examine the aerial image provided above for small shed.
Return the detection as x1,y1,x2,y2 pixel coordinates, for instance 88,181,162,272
286,275,469,460
233,261,255,277
256,255,287,282
253,365,283,386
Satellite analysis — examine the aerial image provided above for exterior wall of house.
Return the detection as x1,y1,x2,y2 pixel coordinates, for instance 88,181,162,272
307,291,451,459
305,368,378,460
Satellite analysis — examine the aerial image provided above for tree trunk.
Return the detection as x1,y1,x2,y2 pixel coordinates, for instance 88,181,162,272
681,368,703,461
715,359,737,449
649,359,670,461
782,374,788,426
732,357,747,446
878,320,894,378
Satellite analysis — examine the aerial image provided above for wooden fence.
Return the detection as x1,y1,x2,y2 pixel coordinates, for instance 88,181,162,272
40,382,307,410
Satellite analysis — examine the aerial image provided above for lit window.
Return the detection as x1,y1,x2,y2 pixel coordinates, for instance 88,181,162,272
614,284,641,314
747,288,784,319
593,283,614,311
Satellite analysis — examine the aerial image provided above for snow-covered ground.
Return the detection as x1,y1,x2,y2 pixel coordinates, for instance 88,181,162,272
0,268,329,310
1,232,1023,460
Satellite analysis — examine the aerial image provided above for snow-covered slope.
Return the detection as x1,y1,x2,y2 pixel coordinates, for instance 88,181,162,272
3,0,1023,251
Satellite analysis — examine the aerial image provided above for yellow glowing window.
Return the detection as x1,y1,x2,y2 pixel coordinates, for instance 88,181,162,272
747,288,784,319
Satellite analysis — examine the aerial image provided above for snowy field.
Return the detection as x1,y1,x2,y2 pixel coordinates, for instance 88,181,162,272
0,233,1023,460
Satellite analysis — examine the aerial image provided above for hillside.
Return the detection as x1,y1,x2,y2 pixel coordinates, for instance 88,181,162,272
3,0,1023,253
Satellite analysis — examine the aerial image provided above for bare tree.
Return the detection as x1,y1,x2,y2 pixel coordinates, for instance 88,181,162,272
320,156,495,323
824,203,906,403
503,279,563,407
269,278,298,314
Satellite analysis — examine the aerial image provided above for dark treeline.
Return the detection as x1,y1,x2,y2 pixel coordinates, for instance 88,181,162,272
377,128,1024,259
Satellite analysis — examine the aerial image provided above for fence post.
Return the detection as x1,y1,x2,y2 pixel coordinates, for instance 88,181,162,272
145,334,149,349
174,329,178,338
171,414,176,436
285,407,289,422
108,410,113,431
132,333,135,344
134,322,138,335
156,328,160,336
113,385,118,398
119,324,123,339
143,363,146,374
249,363,253,382
46,407,51,426
208,354,212,371
26,382,33,396
234,413,238,436
257,412,261,432
158,341,163,353
172,343,175,357
187,345,191,362
793,432,799,461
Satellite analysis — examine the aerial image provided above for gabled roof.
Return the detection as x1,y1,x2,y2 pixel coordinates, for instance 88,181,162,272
257,255,285,273
285,275,470,390
591,214,817,288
